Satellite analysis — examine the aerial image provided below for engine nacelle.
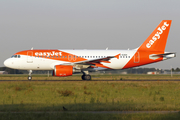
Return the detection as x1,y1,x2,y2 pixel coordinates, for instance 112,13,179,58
53,65,73,77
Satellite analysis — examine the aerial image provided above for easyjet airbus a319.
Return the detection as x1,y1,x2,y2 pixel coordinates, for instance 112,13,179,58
4,20,176,80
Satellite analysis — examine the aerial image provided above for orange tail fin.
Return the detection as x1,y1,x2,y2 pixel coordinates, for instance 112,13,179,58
138,20,172,52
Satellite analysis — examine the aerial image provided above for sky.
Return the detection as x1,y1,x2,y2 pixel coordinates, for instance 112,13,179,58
0,0,180,69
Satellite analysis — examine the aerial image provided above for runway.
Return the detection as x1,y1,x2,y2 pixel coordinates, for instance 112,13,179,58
0,79,180,82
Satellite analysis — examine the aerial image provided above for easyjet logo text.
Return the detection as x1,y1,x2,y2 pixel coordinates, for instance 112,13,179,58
146,22,169,48
35,51,62,56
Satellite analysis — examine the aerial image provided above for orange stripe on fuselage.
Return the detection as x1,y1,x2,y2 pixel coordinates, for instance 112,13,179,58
15,50,87,62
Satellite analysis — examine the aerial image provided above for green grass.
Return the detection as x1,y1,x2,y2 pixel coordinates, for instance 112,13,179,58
1,75,180,119
0,112,180,120
0,80,180,111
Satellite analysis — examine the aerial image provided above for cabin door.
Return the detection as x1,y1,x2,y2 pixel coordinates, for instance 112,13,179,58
27,51,33,63
134,52,140,63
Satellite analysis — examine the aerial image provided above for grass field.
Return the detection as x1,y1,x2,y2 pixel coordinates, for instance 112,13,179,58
0,74,180,119
0,112,180,120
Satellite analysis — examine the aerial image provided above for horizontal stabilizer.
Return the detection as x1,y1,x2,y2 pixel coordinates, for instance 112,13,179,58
149,53,176,60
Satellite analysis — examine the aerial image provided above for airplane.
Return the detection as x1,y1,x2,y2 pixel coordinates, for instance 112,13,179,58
4,20,176,80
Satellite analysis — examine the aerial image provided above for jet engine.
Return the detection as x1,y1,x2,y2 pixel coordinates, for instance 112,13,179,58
53,65,73,77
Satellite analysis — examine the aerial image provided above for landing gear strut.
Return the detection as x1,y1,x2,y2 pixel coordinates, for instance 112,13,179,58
81,71,91,80
28,70,32,81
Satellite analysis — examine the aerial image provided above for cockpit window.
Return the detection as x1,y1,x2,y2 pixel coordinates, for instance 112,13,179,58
11,55,21,58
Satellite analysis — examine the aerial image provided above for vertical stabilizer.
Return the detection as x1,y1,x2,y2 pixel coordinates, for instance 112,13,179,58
138,20,172,52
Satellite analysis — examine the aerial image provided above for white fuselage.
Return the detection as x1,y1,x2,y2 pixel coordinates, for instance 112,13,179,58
4,49,137,70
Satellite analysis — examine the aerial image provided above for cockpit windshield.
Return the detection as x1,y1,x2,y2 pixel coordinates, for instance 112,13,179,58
11,55,21,58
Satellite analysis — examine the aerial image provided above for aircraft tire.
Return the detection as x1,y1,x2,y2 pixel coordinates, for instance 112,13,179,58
81,75,91,80
85,75,91,80
28,76,32,81
81,75,85,80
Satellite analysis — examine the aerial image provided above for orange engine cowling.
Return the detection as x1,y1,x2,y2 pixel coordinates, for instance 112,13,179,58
53,65,73,77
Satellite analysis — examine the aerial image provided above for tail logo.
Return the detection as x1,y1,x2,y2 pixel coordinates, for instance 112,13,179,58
146,22,169,48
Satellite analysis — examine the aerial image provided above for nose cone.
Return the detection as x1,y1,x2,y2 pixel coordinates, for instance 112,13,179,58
4,59,11,68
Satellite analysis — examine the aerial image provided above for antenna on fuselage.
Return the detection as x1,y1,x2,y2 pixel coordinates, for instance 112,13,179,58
106,47,108,50
31,47,33,50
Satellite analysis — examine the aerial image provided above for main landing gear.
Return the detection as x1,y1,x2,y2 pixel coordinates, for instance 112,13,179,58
81,71,91,80
28,70,32,81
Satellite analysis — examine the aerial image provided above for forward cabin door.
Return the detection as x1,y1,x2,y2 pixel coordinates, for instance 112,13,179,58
134,52,140,63
27,51,33,63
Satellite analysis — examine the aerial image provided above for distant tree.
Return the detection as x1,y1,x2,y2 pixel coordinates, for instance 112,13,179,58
175,68,180,72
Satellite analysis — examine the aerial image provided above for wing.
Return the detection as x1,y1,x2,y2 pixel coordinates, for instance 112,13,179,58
74,54,120,65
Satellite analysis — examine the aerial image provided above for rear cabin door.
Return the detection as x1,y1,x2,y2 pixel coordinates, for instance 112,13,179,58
134,52,140,63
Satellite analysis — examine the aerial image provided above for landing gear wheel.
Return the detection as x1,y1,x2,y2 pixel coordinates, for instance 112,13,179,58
81,75,91,80
28,76,32,81
85,75,91,80
81,75,85,80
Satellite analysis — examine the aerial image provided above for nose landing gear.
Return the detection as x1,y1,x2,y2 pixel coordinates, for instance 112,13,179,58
28,70,32,81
